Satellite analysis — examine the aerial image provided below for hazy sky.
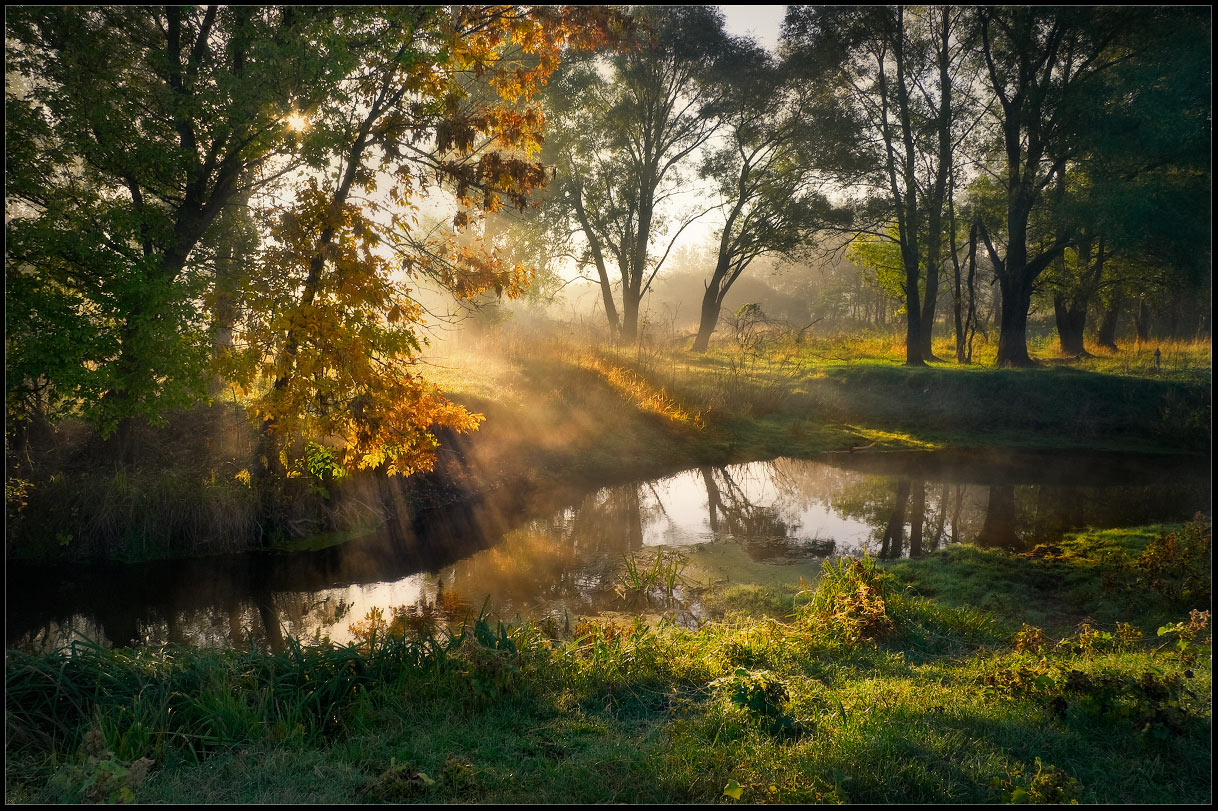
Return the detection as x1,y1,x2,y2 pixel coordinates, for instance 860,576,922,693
720,5,787,51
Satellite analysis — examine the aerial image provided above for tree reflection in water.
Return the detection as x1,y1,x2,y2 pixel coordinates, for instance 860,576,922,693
701,466,835,562
7,454,1209,652
977,485,1024,550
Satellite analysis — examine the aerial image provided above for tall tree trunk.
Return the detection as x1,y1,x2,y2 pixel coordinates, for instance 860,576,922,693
920,7,953,364
995,274,1035,366
920,261,941,361
948,185,970,363
571,185,620,338
619,167,658,346
693,199,747,354
1053,294,1088,356
978,207,1065,368
692,289,721,353
620,289,641,344
964,222,979,363
1096,288,1123,350
875,12,925,368
1052,236,1106,357
1134,298,1152,343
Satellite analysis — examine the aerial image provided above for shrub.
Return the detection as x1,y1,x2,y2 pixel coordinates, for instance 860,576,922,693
800,555,895,643
1137,516,1211,609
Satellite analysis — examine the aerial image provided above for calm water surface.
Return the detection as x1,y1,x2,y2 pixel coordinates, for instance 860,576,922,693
6,452,1209,652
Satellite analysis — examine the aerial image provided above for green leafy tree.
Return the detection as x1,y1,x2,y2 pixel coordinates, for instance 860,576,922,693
5,6,346,445
970,7,1210,361
690,39,847,353
544,5,727,342
784,6,958,367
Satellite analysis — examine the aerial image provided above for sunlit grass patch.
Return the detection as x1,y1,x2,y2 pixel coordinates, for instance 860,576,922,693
580,352,706,430
1041,337,1212,381
838,424,941,450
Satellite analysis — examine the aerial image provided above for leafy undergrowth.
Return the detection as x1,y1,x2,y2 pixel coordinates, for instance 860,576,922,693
6,522,1211,804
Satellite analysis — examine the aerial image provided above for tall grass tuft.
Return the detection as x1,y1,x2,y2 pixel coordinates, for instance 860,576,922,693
614,550,689,599
796,555,896,644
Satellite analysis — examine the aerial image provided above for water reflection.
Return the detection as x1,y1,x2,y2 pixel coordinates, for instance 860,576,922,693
7,452,1208,652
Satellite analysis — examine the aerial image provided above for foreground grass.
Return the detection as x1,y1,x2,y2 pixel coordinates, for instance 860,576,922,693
7,521,1210,804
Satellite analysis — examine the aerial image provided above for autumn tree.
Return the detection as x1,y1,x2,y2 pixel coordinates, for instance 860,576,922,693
218,6,612,499
5,6,346,445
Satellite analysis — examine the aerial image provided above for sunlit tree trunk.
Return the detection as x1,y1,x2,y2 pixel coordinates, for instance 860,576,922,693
692,288,722,354
571,184,620,338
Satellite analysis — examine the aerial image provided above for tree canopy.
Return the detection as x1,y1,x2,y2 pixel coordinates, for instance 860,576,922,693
7,5,614,476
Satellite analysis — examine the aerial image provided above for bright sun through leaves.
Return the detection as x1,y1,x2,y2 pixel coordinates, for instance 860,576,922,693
285,112,310,133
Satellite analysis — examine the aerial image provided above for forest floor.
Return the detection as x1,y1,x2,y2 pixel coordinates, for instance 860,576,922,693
5,519,1211,803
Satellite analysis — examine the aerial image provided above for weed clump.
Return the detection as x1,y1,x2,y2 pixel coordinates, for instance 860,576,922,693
360,760,435,802
47,726,155,804
712,667,807,737
992,757,1083,804
1136,515,1211,609
1013,624,1048,654
983,653,1208,737
798,555,895,643
614,549,688,600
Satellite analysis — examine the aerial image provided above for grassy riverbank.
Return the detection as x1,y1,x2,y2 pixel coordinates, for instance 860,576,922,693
6,520,1210,804
7,332,1210,563
430,331,1213,481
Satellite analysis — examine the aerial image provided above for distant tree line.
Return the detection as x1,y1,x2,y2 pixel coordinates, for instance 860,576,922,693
522,5,1210,363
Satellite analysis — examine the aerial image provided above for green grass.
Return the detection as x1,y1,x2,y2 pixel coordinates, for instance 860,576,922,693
7,520,1210,804
431,328,1211,489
